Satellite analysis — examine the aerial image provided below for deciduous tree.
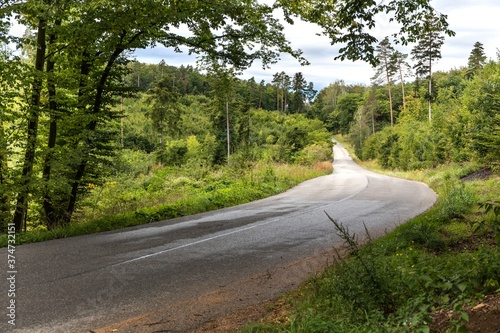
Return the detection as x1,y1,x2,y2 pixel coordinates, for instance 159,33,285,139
3,0,453,231
463,57,500,164
5,0,308,230
277,0,453,65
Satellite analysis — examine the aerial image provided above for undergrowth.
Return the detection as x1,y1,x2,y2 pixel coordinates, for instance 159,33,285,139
0,161,332,247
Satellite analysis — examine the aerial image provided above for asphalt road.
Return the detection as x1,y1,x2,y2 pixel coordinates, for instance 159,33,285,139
1,142,436,333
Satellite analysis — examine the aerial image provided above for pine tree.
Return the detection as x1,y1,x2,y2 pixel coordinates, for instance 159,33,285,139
411,10,445,122
272,72,290,112
466,41,487,79
290,72,307,113
391,51,412,112
371,37,397,126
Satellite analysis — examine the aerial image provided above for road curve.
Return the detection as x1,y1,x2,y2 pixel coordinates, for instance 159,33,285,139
1,142,436,333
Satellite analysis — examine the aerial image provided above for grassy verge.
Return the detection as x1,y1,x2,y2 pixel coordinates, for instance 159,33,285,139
241,140,500,333
0,161,332,247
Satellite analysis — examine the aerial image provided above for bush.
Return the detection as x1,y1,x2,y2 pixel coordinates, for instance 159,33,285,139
157,139,188,166
294,143,333,165
112,149,155,177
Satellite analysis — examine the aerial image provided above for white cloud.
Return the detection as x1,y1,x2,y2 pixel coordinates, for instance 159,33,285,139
135,2,500,91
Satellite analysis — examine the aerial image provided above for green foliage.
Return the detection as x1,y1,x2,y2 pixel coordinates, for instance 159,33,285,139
294,143,333,165
250,110,332,164
327,93,362,135
466,42,487,79
281,0,453,65
359,56,500,171
157,139,188,166
372,37,398,126
361,116,466,171
145,76,181,143
111,149,155,177
474,200,500,246
4,0,320,231
0,162,330,246
439,183,477,219
462,58,500,165
411,10,445,79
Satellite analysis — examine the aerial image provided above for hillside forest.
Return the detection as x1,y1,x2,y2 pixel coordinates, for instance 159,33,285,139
1,1,498,240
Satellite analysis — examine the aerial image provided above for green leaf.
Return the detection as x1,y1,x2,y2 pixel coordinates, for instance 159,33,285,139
443,281,453,291
457,283,467,293
495,232,500,246
420,326,430,333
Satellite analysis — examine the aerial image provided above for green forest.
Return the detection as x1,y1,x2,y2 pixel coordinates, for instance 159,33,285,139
0,0,454,238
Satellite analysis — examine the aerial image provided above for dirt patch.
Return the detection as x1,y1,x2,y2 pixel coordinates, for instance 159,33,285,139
198,290,500,333
460,168,493,182
431,293,500,333
447,232,497,252
191,299,277,333
90,249,335,333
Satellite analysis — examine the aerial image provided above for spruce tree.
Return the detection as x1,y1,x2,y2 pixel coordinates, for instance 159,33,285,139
466,41,487,79
291,72,307,113
411,10,445,122
372,37,397,126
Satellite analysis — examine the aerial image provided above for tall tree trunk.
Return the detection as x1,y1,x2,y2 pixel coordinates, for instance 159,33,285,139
226,99,230,165
0,122,8,228
428,55,432,122
283,89,287,113
258,88,262,109
384,59,394,126
12,18,47,232
120,96,124,147
276,86,281,111
65,47,124,221
42,20,61,230
398,64,406,112
371,107,375,134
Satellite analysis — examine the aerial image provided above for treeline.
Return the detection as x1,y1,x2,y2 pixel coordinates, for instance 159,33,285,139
310,40,499,171
124,61,317,113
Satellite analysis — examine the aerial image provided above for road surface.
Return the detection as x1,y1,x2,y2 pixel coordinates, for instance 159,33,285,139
1,142,436,333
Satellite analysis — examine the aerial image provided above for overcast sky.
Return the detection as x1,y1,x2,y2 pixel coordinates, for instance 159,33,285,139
134,0,500,92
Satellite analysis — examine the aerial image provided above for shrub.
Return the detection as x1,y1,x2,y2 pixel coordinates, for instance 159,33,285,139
294,143,333,165
157,139,188,166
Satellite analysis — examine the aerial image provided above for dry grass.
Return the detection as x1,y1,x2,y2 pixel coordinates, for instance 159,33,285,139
313,161,334,172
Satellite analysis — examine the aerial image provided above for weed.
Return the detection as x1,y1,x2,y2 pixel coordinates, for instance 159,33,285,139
474,200,500,245
439,183,477,220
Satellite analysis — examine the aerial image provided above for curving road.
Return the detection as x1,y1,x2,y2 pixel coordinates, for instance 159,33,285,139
1,142,436,333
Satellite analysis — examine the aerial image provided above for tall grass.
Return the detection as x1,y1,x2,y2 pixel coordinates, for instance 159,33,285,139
1,161,331,246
